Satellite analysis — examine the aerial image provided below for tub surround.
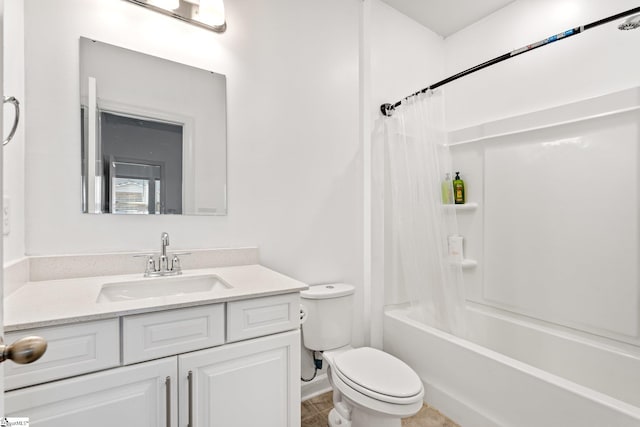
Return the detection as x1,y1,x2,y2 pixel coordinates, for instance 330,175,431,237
5,247,307,331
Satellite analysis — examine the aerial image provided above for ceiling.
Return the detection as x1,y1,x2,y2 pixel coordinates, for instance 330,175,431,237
380,0,516,38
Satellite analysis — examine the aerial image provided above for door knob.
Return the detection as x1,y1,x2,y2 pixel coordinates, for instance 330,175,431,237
0,336,47,364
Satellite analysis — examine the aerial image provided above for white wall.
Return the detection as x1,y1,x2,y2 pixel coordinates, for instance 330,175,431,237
444,0,640,131
369,0,445,122
16,0,364,342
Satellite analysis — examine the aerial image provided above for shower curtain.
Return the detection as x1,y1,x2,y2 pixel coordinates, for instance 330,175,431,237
376,90,466,336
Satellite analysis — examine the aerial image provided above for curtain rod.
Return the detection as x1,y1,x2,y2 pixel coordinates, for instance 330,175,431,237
380,6,640,117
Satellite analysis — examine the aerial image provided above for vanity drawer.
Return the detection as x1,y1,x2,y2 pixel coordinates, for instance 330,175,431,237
4,319,120,391
122,304,225,364
227,293,300,343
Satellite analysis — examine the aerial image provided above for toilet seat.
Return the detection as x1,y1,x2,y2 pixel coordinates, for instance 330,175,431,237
332,347,423,405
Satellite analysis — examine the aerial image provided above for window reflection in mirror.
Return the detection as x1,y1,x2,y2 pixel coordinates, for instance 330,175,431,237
79,37,227,215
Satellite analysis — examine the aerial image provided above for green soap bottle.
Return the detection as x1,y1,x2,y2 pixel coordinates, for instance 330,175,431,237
441,173,453,204
453,172,465,204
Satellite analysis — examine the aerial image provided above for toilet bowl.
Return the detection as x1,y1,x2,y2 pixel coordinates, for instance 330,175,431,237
324,347,424,427
300,284,424,427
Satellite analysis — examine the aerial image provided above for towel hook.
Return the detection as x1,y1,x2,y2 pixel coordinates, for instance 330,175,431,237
3,96,20,146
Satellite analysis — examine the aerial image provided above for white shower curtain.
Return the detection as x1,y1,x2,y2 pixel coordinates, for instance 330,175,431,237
377,90,466,336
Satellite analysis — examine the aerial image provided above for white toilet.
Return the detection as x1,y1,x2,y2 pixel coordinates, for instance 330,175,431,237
300,284,424,427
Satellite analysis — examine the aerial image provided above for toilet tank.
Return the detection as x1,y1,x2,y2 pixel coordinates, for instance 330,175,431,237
300,283,354,352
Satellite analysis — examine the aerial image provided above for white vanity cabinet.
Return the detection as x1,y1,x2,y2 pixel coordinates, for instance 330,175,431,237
4,292,301,427
5,357,177,426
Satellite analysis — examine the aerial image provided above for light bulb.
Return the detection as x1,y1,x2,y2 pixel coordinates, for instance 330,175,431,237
193,0,225,27
148,0,180,11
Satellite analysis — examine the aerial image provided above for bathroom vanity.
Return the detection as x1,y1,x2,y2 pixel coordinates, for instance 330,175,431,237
3,260,305,426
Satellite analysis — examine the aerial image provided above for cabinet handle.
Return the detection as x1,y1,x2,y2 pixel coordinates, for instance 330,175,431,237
187,370,193,427
165,376,171,427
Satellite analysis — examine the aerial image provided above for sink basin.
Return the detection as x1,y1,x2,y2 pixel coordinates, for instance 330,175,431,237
97,274,232,303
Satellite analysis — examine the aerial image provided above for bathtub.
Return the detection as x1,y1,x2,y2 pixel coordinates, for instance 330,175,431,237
383,307,640,427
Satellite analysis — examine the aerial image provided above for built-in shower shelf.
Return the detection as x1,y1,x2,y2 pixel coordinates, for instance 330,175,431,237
449,259,478,269
443,202,478,211
455,202,478,211
460,259,478,269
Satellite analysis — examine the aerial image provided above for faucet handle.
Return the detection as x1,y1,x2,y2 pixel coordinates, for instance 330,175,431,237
171,255,182,274
133,254,157,276
170,252,191,274
145,257,156,276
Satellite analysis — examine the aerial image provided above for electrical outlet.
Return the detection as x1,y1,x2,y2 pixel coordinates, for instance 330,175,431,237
3,196,10,236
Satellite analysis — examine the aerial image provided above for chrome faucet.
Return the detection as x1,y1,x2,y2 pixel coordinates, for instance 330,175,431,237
138,232,188,277
159,232,170,272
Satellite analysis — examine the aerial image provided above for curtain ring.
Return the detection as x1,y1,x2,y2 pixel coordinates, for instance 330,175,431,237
3,96,20,146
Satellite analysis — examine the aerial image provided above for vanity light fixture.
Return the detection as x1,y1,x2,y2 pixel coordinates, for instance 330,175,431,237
124,0,226,33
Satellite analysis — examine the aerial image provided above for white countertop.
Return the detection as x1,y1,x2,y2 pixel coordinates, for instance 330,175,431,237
5,264,308,332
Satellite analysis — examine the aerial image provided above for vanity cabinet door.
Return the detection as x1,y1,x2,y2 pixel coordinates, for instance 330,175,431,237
179,329,301,427
5,357,177,427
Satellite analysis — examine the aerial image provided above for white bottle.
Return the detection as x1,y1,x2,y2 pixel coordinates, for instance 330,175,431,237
448,235,464,262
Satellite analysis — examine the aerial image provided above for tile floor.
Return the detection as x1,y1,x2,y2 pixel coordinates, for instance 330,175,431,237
301,392,460,427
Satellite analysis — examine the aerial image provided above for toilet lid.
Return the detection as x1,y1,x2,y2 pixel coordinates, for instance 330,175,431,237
333,347,423,403
300,283,355,299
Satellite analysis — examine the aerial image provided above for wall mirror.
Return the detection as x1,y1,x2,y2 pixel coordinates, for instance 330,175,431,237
79,37,227,215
